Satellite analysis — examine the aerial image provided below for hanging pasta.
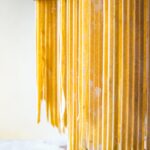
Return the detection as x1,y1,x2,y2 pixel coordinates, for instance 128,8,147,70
36,0,67,130
36,0,150,149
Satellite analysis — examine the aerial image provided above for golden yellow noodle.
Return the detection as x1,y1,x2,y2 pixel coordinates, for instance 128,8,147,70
36,0,150,149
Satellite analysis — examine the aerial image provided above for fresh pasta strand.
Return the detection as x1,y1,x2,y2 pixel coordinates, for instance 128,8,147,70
36,0,150,149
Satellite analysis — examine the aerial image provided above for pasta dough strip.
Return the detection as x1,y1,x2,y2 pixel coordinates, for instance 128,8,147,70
36,0,150,149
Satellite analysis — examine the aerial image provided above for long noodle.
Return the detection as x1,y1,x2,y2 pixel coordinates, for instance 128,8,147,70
36,0,150,149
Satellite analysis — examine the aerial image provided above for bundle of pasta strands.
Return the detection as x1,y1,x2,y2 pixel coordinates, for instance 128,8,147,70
36,0,150,149
36,0,67,131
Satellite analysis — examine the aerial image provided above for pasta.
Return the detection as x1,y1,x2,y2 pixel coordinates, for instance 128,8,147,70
36,0,150,149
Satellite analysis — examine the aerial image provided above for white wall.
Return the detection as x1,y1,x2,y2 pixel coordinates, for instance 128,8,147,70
0,0,66,142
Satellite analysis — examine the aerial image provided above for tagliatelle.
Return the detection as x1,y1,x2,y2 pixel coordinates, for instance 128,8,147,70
36,0,150,149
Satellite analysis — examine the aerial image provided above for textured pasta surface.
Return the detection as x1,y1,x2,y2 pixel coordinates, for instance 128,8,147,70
36,0,150,149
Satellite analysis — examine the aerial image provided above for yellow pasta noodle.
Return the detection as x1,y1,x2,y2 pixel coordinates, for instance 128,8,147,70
36,0,150,149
